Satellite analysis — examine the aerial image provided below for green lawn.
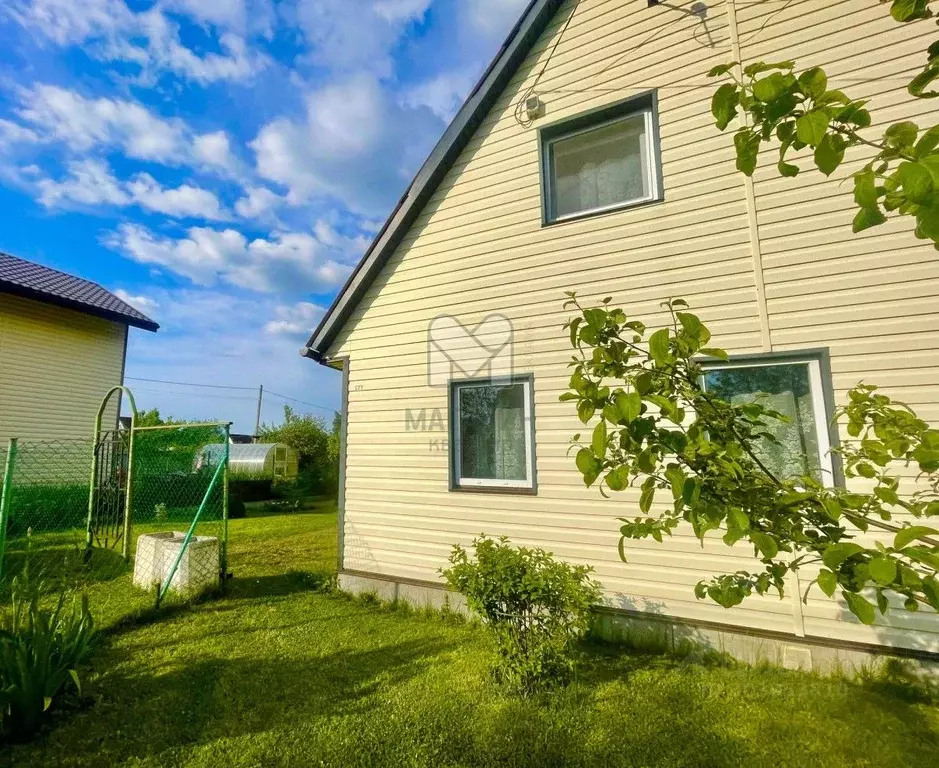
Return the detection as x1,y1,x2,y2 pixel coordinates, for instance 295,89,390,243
6,505,939,767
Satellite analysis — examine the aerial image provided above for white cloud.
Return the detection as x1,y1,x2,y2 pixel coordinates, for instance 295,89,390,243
37,159,130,207
251,74,440,216
402,68,477,121
16,84,188,162
35,160,227,220
235,186,285,220
7,0,270,84
119,287,342,431
113,289,160,317
464,0,530,38
0,118,40,146
126,173,228,220
106,223,356,293
293,0,431,75
193,131,239,174
264,301,325,336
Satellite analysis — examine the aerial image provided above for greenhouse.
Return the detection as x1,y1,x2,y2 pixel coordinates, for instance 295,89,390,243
199,443,299,481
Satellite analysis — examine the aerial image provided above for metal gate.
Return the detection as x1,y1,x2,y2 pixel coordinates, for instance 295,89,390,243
87,429,132,554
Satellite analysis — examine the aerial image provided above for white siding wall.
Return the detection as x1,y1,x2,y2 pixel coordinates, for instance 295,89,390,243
329,0,939,652
0,294,126,443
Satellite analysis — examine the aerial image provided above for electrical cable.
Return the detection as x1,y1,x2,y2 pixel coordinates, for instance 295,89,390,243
514,0,583,128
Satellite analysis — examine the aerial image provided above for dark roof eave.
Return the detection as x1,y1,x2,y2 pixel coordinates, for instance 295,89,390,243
0,281,160,332
301,0,564,365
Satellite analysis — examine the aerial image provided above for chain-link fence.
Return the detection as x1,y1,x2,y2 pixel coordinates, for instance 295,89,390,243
0,422,231,617
129,425,229,607
0,438,95,591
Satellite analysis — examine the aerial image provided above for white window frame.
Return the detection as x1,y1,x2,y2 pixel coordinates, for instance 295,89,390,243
543,107,659,223
700,356,836,487
451,377,535,491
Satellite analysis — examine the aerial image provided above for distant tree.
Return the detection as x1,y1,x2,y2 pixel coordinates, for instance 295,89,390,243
259,406,340,496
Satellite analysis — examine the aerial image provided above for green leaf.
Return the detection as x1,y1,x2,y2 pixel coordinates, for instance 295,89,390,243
743,61,795,77
753,72,789,102
822,542,864,571
734,129,761,175
923,577,939,610
814,133,845,176
885,121,919,150
751,532,779,559
817,569,838,598
639,477,656,514
853,206,887,233
798,66,828,99
699,347,729,360
778,160,800,177
909,65,939,99
795,111,830,146
728,508,749,532
708,62,737,78
712,83,739,130
577,400,596,425
575,448,601,486
854,170,880,208
617,391,642,424
821,497,842,521
894,525,939,550
898,161,935,205
592,420,607,458
648,328,671,366
914,125,939,158
68,669,82,697
843,592,877,625
869,557,898,587
891,0,930,22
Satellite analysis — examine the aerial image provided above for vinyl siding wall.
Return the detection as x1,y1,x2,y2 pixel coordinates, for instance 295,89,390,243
328,0,939,652
0,294,126,443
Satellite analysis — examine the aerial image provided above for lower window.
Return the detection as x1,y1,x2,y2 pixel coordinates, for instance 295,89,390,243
450,377,535,491
700,354,836,485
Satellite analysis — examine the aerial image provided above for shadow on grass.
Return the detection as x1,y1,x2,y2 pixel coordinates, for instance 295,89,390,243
25,637,457,765
0,544,129,596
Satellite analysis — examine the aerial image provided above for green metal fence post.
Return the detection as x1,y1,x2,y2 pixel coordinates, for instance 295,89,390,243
0,438,18,582
121,407,138,562
221,424,230,583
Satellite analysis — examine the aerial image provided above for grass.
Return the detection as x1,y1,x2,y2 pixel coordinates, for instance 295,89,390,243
5,503,939,767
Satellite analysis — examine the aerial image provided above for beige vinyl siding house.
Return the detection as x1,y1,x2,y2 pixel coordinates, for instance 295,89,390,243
0,253,158,444
303,0,939,663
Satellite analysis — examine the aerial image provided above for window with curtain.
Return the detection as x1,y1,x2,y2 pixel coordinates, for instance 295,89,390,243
452,379,534,490
544,106,657,222
702,359,834,484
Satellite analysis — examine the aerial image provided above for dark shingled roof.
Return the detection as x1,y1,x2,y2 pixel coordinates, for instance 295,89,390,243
0,251,159,332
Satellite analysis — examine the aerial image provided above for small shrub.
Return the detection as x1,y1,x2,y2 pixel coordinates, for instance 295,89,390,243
153,503,169,523
0,570,97,739
443,536,602,695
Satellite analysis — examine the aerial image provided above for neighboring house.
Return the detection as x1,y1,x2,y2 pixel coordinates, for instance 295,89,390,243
302,0,939,665
0,252,158,443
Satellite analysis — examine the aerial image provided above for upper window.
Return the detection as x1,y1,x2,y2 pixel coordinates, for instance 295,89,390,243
541,94,661,224
700,354,836,486
450,377,535,492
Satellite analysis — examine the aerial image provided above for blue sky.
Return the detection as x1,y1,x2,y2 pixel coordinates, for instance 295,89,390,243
0,0,529,432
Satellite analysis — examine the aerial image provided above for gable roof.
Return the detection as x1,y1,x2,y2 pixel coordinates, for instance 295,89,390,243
0,251,160,332
302,0,565,363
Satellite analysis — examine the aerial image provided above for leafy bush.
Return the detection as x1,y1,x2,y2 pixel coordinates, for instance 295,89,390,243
5,485,88,536
443,536,601,695
0,571,96,739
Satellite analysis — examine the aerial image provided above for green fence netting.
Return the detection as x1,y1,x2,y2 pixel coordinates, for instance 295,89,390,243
0,423,230,620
